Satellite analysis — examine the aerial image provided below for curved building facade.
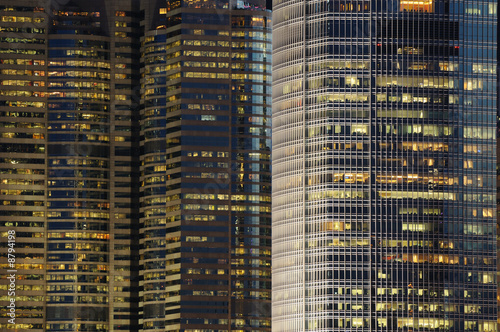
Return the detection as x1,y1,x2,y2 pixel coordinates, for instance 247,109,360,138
273,0,497,331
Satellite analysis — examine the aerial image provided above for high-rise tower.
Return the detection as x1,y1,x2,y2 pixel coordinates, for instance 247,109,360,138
0,2,48,330
1,0,271,331
0,1,141,331
140,1,272,331
273,0,497,331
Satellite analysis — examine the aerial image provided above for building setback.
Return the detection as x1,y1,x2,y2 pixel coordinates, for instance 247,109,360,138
0,0,271,331
272,0,498,331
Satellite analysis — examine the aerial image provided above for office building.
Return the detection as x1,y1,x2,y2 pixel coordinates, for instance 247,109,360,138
496,7,500,331
0,0,141,331
0,2,48,330
140,1,271,331
0,0,271,331
273,0,498,331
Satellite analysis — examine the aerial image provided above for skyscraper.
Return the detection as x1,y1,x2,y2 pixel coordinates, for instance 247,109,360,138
0,0,271,331
0,2,48,330
273,0,498,331
496,5,500,331
0,1,141,331
140,1,271,331
46,2,141,331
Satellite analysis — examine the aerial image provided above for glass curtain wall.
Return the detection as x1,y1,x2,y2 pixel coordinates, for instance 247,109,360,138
140,0,272,331
273,0,498,331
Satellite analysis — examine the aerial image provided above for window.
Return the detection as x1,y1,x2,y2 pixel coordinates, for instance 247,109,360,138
400,0,434,12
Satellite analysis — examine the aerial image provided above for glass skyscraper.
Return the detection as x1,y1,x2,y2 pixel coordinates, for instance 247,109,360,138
273,0,498,331
140,1,271,331
0,0,271,331
0,0,141,331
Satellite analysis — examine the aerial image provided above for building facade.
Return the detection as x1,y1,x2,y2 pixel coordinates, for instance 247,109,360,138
273,0,498,331
140,0,271,331
0,2,48,330
496,7,500,331
0,0,271,331
0,1,141,331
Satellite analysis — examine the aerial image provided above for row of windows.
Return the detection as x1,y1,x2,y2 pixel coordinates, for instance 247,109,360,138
47,232,109,239
0,90,44,97
48,81,109,89
0,49,44,55
0,59,44,66
48,91,109,100
1,179,44,185
403,223,495,235
0,15,44,23
0,101,44,108
1,69,45,76
0,168,44,175
0,37,44,44
48,49,109,60
377,76,488,90
1,79,44,86
298,318,497,330
48,70,110,79
297,123,495,139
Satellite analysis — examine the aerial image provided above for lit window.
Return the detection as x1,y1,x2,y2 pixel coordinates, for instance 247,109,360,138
400,0,434,12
